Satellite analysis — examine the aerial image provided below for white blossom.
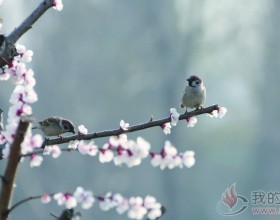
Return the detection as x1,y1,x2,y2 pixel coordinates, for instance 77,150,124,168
186,116,198,127
170,108,180,126
218,106,228,118
78,125,88,135
161,122,171,135
30,154,43,167
128,197,147,220
99,149,114,163
68,140,80,149
183,151,195,168
74,187,95,209
120,120,129,131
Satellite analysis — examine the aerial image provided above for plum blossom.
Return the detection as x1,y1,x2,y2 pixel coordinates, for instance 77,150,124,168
151,141,195,170
186,116,197,127
43,145,61,158
114,194,129,214
54,193,77,209
16,44,33,62
1,44,38,159
52,0,63,11
144,196,162,220
161,122,171,135
217,106,227,118
68,140,80,150
78,125,88,135
110,136,150,167
120,120,129,131
77,141,98,156
128,197,147,220
30,154,43,167
170,108,180,126
43,190,162,220
0,69,10,80
182,151,195,168
21,133,43,154
208,106,228,118
74,187,95,209
99,147,114,163
99,192,118,211
41,193,51,204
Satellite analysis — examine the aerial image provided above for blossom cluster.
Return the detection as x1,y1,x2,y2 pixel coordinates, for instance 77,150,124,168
208,106,227,118
42,187,163,220
67,131,195,170
162,106,227,135
161,108,198,135
151,140,195,169
68,133,150,168
0,44,43,159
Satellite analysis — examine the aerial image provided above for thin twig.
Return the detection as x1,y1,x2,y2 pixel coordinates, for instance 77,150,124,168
6,195,43,216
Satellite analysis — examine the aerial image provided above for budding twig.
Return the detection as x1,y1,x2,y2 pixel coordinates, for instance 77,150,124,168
42,104,219,147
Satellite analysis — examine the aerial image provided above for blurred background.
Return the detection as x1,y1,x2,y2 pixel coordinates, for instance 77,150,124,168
1,0,280,219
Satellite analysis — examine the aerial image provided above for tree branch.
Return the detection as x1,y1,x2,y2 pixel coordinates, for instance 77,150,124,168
0,0,53,67
0,120,30,220
42,105,219,147
7,0,53,44
5,195,43,216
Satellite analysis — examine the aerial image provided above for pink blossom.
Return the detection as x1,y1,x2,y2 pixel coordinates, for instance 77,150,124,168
186,116,197,127
44,145,61,158
161,122,171,135
54,193,77,209
52,0,63,11
41,193,51,204
30,154,43,167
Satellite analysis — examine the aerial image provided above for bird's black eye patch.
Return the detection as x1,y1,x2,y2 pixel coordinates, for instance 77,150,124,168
195,81,200,84
63,124,70,130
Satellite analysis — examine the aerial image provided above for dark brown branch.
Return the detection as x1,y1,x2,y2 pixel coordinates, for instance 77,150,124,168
0,120,30,220
43,105,219,147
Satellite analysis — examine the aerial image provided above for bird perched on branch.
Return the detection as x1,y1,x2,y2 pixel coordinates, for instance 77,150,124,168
33,116,75,137
181,75,206,113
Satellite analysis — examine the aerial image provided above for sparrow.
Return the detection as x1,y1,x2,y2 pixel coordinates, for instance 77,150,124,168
181,75,206,113
33,116,75,137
